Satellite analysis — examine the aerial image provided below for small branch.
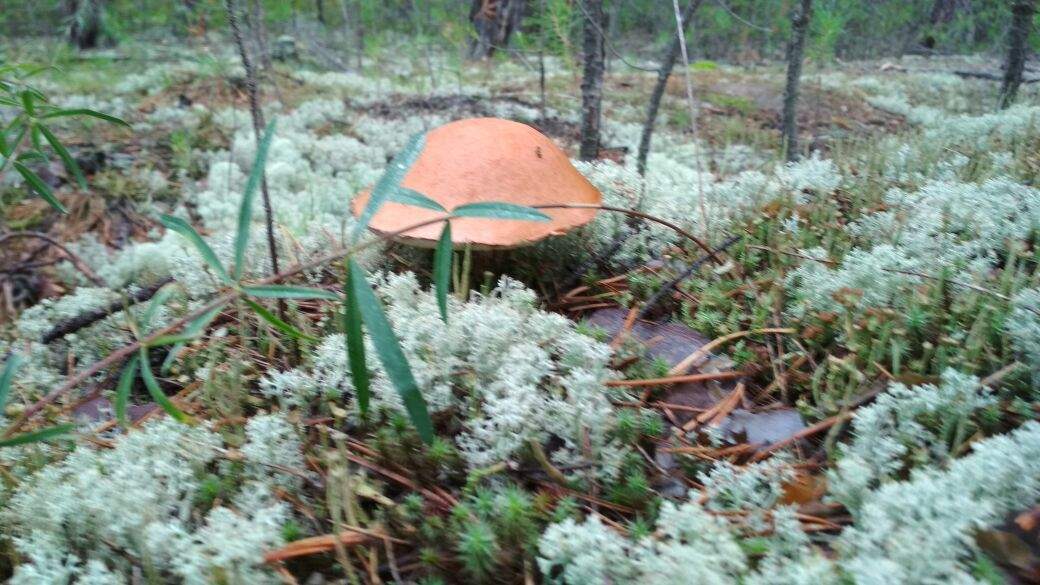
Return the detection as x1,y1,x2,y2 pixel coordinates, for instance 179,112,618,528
41,277,174,344
669,328,796,375
0,231,105,287
529,438,570,485
638,234,740,319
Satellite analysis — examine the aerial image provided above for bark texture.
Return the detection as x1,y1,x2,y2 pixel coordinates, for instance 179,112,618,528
781,0,813,162
636,0,703,176
1000,0,1036,109
68,0,103,49
469,0,525,59
579,0,607,161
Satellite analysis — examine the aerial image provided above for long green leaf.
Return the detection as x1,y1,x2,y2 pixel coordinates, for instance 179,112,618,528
142,284,177,328
244,298,317,341
37,123,86,189
344,261,370,415
40,108,131,127
138,348,192,424
451,202,550,222
114,355,139,427
159,215,231,283
352,131,426,242
234,118,277,280
242,284,339,300
161,304,224,374
388,186,445,212
433,223,452,323
0,423,75,448
13,161,66,213
347,259,433,443
0,353,24,410
146,333,203,347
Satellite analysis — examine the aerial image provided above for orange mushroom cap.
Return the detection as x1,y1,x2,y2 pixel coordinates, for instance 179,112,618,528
351,118,602,249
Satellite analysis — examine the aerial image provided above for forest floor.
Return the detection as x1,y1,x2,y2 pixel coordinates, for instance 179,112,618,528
1,36,1039,584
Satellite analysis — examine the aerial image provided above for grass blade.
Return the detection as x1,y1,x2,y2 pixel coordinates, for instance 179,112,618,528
40,108,131,127
244,298,317,341
13,161,66,213
0,353,24,409
234,118,277,280
433,222,452,323
344,261,370,415
242,284,339,300
114,355,139,427
352,131,426,242
0,423,75,448
160,215,231,283
347,259,433,443
138,348,192,424
451,202,550,222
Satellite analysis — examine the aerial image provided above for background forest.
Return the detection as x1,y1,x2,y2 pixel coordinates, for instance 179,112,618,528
1,0,1040,584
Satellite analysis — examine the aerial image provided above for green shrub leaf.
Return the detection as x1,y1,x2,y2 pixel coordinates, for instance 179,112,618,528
244,298,317,341
347,258,433,443
159,215,231,283
138,348,192,424
234,118,277,280
242,284,339,300
451,202,551,222
161,304,224,374
114,355,139,427
37,123,86,189
388,186,445,212
353,131,426,242
40,108,131,127
0,353,24,410
13,161,66,213
344,261,370,415
0,423,76,448
433,222,452,323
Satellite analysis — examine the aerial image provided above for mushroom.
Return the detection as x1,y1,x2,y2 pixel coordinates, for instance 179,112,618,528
351,117,602,249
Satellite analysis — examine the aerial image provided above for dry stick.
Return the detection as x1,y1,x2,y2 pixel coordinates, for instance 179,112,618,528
605,370,745,387
636,0,704,176
671,0,711,239
638,234,740,320
0,231,105,287
41,277,174,343
6,205,722,435
669,327,796,376
225,0,282,297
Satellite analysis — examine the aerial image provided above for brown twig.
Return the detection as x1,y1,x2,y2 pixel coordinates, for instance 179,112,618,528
0,231,105,286
41,277,174,343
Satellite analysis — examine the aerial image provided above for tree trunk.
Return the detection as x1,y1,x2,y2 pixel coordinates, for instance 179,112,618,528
579,0,606,161
636,0,703,176
67,0,103,49
1000,0,1036,109
781,0,812,162
469,0,525,59
316,0,326,25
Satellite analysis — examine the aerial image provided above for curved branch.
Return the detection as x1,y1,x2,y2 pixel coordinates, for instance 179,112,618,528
0,231,105,287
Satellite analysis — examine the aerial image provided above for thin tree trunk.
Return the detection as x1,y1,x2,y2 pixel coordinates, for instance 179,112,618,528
781,0,813,162
636,0,703,176
469,0,525,59
68,0,104,49
316,0,326,25
579,0,607,161
1000,0,1036,109
224,0,282,291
